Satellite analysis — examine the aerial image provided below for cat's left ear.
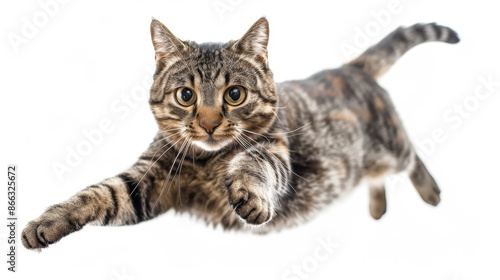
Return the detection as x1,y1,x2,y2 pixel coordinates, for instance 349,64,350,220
150,19,187,71
233,17,270,64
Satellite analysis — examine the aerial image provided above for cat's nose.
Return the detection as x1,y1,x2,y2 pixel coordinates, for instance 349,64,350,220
199,120,221,135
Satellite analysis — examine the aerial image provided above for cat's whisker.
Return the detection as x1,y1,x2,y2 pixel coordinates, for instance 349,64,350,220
152,130,182,143
236,135,276,187
140,131,182,160
157,127,183,134
233,135,274,184
241,136,292,181
239,120,310,140
156,126,184,134
154,124,173,133
191,140,195,170
270,109,286,126
146,131,184,158
269,103,290,110
130,132,187,196
232,135,247,152
153,135,189,210
163,137,190,202
149,131,184,161
196,146,206,160
246,122,311,137
267,122,312,136
239,128,270,142
237,129,302,193
176,138,192,207
241,135,281,177
240,133,305,189
165,137,190,207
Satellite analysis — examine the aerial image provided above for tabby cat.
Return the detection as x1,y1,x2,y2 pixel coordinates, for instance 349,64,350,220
22,18,459,249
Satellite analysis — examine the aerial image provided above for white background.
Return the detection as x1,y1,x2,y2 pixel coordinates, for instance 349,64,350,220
1,0,499,279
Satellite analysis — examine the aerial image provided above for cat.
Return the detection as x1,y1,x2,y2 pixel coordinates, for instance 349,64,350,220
22,17,459,249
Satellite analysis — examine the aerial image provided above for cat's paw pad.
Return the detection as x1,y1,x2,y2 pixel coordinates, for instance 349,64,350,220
22,210,79,249
226,180,274,225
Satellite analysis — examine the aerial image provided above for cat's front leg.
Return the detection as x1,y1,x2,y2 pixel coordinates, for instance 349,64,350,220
223,140,290,225
21,175,143,249
22,160,171,249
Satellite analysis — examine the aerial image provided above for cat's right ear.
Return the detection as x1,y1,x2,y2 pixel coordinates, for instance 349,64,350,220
232,17,270,65
150,19,187,71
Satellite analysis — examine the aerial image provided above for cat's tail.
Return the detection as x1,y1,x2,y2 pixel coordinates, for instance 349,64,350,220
345,23,459,79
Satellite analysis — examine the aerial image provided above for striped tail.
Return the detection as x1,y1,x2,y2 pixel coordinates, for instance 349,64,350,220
346,23,460,78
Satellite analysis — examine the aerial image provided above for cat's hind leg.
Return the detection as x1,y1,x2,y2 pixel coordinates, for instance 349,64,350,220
362,153,396,220
369,183,387,219
408,154,441,206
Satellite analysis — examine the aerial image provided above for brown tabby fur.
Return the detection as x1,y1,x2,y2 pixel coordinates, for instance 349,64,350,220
22,18,458,249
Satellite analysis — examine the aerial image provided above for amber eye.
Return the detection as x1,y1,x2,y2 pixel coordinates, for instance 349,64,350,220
224,86,246,106
175,87,196,106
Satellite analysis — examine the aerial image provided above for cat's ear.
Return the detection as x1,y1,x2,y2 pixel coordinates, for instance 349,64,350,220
233,17,270,64
150,19,187,70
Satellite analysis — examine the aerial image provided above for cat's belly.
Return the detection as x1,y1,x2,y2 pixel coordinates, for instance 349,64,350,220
264,67,411,229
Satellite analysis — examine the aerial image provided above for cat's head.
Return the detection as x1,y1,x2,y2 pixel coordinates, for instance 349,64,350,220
149,18,277,152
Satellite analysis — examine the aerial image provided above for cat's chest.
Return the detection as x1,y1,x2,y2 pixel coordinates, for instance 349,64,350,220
176,155,228,187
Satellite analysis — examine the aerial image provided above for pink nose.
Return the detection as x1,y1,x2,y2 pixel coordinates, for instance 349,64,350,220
199,120,221,134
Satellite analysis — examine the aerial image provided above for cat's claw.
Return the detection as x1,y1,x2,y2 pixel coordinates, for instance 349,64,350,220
226,179,274,225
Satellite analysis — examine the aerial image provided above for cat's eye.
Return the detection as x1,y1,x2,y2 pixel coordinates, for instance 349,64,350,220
175,87,196,106
224,86,246,106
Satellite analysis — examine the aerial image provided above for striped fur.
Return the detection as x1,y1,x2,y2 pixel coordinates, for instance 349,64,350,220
346,23,460,78
22,19,458,249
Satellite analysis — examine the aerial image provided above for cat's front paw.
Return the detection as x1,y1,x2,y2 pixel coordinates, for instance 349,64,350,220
225,178,275,225
22,207,80,249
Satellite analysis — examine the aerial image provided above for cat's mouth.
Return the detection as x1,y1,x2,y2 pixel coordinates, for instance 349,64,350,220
192,136,232,152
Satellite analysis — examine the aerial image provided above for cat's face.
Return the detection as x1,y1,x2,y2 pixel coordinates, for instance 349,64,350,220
149,18,277,151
